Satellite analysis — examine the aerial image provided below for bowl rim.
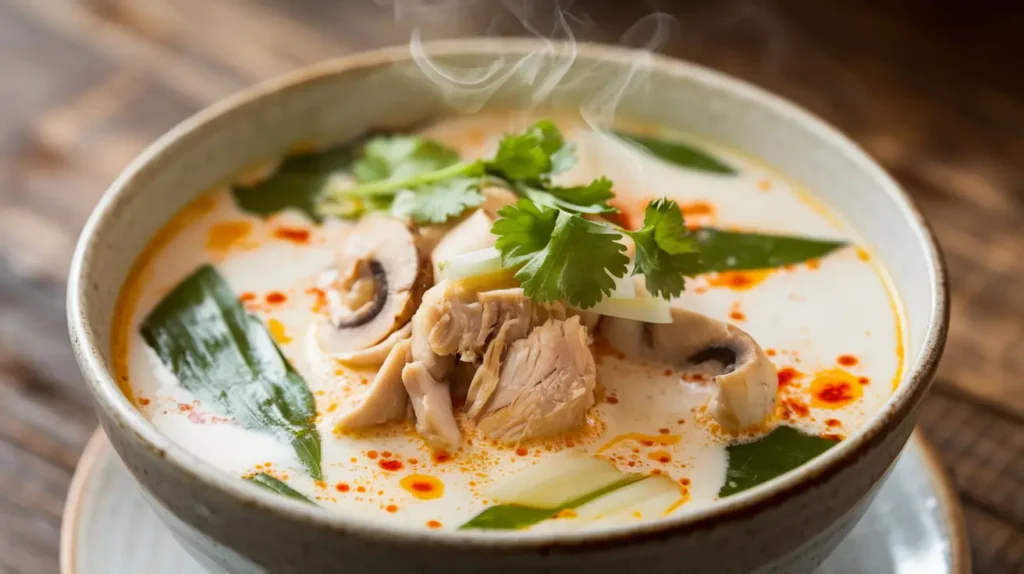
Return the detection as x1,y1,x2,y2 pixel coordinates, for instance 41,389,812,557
67,38,949,550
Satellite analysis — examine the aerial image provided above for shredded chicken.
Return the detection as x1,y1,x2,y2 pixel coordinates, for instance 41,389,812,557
472,316,597,443
334,339,412,430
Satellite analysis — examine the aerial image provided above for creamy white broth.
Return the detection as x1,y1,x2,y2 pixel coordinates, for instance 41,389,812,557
114,112,903,531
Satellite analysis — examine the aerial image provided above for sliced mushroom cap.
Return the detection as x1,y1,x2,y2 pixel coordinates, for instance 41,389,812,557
316,213,431,354
599,307,778,432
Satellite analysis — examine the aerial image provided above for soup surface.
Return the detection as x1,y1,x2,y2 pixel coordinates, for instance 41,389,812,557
113,112,904,532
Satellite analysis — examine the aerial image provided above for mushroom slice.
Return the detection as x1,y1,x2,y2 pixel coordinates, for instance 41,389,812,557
599,308,778,432
316,213,430,354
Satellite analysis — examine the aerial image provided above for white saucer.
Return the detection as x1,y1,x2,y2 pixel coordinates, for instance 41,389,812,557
61,430,969,574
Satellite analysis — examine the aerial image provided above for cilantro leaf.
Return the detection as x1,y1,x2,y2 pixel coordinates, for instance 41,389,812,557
627,198,701,299
352,135,460,184
390,177,484,224
488,120,576,182
493,201,628,308
523,176,616,214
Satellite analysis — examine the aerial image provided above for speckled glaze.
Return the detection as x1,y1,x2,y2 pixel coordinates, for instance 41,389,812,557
67,40,949,574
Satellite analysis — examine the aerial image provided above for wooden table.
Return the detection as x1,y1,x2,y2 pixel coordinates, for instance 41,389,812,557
1,1,1021,572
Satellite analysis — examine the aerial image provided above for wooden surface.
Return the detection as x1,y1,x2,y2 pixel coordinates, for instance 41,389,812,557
1,0,1022,572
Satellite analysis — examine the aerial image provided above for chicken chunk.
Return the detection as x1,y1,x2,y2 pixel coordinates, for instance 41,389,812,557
472,316,597,443
333,339,412,430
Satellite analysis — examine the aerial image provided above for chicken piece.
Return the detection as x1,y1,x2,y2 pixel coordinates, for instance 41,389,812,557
465,318,523,419
473,316,597,443
330,324,411,368
403,362,461,450
333,339,412,430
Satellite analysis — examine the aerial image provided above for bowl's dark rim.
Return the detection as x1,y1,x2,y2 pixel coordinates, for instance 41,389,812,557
67,39,950,550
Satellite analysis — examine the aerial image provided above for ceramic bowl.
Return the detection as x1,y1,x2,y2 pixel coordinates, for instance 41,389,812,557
67,39,948,574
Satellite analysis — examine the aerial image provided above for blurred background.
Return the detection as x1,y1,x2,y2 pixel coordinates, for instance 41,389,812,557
1,0,1022,572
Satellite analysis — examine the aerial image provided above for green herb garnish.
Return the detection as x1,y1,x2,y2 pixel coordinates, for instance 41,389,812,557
246,472,315,504
614,130,737,175
140,265,323,480
690,228,847,273
233,144,355,222
460,474,643,530
321,120,692,307
719,426,838,497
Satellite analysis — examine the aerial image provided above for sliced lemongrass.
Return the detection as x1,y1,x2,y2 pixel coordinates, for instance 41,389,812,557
574,474,679,520
484,452,625,509
436,247,506,282
580,295,672,323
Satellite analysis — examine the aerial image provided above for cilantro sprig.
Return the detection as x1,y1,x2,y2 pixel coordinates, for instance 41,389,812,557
319,120,700,307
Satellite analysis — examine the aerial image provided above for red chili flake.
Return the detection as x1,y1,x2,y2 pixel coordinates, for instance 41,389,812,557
515,447,528,456
381,451,393,458
663,369,673,377
784,398,811,417
385,504,398,513
426,520,442,529
606,396,620,404
335,483,350,492
408,458,419,465
273,227,310,243
658,428,670,435
138,397,151,406
679,478,691,485
651,469,663,475
765,348,777,357
411,481,434,493
379,459,403,472
837,355,859,367
729,311,746,321
239,292,256,302
432,451,451,463
265,291,287,304
816,383,856,404
178,403,194,412
777,367,803,388
366,450,379,460
825,418,841,428
858,377,870,386
640,440,654,447
690,374,706,382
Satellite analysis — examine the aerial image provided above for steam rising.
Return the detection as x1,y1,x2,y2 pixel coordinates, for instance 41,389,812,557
375,0,676,122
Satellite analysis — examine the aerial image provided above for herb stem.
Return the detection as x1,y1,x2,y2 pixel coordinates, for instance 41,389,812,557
334,161,481,198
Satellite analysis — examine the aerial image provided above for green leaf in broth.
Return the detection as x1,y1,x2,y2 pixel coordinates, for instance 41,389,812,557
691,228,847,273
232,144,356,223
460,475,643,530
613,131,737,175
246,472,315,504
719,426,838,497
139,265,323,481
